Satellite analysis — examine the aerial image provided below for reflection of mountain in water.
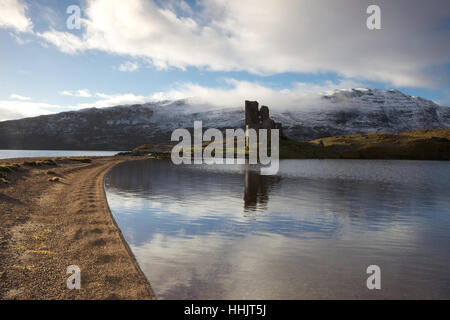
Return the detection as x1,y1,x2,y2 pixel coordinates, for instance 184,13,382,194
106,159,283,216
105,159,450,246
105,159,450,299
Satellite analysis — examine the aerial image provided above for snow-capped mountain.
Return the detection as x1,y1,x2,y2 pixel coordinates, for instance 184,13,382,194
0,88,448,150
275,88,450,140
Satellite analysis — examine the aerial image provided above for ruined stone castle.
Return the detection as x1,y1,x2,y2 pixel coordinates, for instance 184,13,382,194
245,100,283,139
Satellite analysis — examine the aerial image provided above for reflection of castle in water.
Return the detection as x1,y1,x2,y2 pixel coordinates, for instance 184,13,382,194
244,168,280,212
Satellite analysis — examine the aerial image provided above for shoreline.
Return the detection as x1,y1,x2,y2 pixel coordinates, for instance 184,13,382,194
0,156,155,300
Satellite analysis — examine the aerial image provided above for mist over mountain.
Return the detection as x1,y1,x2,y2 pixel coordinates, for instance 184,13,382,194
0,88,449,151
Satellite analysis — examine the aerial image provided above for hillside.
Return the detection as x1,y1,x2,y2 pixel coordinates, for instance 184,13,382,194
0,88,449,150
280,129,450,160
128,129,450,161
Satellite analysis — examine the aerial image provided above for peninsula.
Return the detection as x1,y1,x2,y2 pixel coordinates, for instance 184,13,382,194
0,156,155,299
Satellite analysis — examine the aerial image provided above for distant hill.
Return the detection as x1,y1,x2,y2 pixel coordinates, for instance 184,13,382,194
128,129,450,161
0,88,449,150
280,129,450,160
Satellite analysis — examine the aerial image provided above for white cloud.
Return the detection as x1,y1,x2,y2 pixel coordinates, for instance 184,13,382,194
38,30,86,54
60,89,92,98
36,0,450,87
10,93,31,100
117,61,140,72
151,78,366,110
1,91,158,121
0,100,63,121
1,77,445,122
77,92,151,109
0,0,33,33
9,31,31,45
61,78,367,113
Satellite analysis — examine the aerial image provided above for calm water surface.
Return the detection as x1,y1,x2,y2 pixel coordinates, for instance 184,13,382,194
0,150,120,159
105,160,450,299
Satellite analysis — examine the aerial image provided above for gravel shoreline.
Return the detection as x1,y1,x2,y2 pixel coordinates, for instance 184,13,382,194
0,156,155,300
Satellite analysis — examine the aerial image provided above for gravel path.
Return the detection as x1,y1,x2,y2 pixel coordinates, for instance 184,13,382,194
0,157,155,299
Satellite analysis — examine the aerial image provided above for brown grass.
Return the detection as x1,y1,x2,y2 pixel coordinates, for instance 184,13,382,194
280,128,450,160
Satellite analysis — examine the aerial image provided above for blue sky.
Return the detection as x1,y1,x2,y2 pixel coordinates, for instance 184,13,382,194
0,0,449,120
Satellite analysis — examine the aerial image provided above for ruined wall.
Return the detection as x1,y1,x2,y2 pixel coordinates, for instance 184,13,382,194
245,100,283,136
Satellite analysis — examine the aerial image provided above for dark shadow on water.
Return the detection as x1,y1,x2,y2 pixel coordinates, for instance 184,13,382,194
243,168,281,214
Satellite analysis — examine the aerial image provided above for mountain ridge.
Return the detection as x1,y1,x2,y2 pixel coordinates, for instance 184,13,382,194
0,88,449,150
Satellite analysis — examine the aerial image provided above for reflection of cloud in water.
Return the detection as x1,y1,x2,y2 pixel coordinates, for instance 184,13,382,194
132,225,449,299
105,159,450,299
107,187,343,246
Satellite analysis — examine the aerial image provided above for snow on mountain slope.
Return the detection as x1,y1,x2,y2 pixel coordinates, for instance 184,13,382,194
271,88,450,140
143,88,450,140
0,88,448,150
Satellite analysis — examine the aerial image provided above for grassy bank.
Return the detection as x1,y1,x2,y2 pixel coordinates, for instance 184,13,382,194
0,157,93,186
126,128,450,161
280,129,449,160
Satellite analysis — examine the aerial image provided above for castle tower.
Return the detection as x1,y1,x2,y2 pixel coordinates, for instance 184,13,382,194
244,100,284,150
245,100,259,148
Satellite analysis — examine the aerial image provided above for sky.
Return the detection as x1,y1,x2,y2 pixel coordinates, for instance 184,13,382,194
0,0,449,121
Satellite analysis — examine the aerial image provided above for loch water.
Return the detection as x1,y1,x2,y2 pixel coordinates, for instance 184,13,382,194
105,159,450,299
